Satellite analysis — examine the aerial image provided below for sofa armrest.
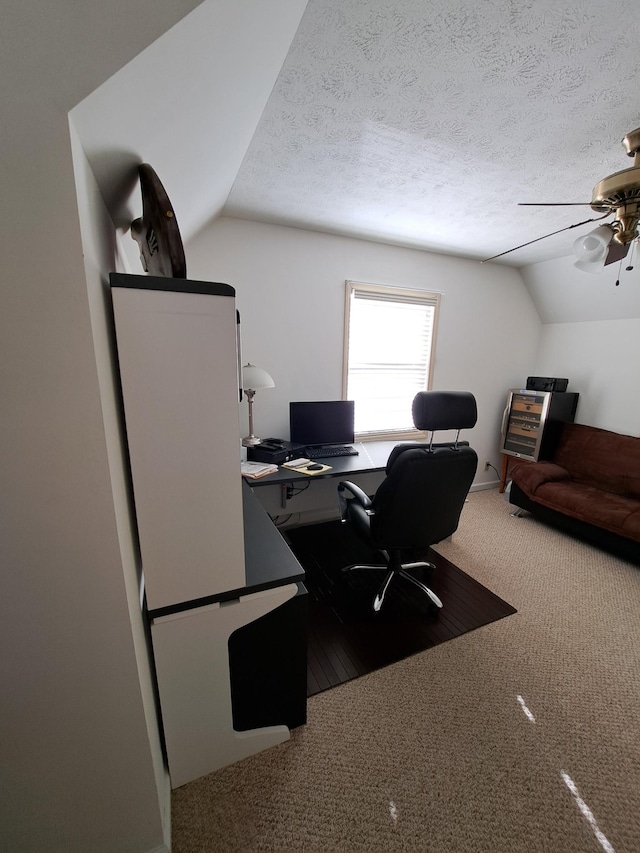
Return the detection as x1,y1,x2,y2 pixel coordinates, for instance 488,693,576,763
511,461,571,496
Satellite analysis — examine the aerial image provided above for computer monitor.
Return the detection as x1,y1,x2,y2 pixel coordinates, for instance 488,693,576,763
289,400,355,447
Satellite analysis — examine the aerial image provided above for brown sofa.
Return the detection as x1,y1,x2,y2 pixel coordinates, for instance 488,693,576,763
508,422,640,564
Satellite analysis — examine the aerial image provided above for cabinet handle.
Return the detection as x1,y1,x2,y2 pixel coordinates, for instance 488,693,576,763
500,405,509,439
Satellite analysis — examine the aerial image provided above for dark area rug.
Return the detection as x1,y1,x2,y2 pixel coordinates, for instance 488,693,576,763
284,520,517,697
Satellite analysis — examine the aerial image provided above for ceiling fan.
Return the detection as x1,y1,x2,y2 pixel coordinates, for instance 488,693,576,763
483,128,640,270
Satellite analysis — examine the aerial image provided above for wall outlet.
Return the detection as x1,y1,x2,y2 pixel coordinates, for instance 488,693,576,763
484,461,491,470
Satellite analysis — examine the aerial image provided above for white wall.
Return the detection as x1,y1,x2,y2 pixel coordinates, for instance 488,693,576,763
1,2,205,850
70,123,173,844
186,218,543,493
70,0,308,241
1,120,168,853
521,252,640,324
534,319,640,435
522,254,640,435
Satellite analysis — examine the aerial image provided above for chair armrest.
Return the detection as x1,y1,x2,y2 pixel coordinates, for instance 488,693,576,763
337,480,373,521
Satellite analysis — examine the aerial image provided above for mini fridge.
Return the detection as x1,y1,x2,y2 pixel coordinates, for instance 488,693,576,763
500,388,579,462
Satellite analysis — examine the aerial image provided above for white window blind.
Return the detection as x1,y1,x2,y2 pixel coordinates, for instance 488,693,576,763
343,281,440,437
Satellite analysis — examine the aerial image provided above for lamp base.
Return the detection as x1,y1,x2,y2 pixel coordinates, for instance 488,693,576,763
242,436,262,447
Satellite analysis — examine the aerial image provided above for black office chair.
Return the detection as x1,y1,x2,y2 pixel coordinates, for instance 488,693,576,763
337,391,478,612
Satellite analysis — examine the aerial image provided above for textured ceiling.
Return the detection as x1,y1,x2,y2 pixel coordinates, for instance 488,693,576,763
224,0,640,266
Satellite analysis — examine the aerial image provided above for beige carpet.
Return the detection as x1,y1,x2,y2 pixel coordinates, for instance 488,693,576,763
172,488,640,852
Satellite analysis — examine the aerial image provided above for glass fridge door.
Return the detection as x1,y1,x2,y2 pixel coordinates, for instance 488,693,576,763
500,389,551,461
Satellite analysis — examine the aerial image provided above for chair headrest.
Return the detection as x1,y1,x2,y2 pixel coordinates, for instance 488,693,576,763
411,391,477,432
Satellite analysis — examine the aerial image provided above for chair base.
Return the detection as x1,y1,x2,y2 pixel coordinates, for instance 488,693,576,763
342,561,443,612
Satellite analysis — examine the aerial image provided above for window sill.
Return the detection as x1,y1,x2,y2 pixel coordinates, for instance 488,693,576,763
356,429,425,443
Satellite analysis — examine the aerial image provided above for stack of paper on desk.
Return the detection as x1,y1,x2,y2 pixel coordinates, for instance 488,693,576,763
241,461,279,479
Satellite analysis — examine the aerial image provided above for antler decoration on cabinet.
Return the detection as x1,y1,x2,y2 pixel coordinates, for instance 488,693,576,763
131,164,186,278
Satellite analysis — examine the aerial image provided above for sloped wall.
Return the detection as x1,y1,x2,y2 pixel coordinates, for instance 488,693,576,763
534,318,640,435
522,254,640,435
1,1,206,849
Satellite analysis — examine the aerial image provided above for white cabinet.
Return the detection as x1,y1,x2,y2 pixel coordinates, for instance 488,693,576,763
110,275,306,787
111,275,245,610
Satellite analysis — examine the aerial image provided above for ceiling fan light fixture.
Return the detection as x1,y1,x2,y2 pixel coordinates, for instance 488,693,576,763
572,224,614,273
494,128,640,265
574,259,607,273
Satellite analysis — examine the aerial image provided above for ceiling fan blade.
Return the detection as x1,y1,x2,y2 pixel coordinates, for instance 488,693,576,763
604,240,629,266
481,213,612,263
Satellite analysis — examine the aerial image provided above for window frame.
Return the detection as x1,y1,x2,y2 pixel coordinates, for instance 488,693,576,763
342,280,441,441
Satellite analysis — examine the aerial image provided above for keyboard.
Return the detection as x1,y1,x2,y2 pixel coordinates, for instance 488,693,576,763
305,445,359,459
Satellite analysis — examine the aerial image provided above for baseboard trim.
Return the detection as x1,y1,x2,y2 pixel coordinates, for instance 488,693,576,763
470,479,500,492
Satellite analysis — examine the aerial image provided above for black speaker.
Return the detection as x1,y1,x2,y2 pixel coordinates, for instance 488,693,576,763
526,376,568,392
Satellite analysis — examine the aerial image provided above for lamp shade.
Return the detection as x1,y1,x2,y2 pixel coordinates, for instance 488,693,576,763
573,225,614,273
242,363,275,391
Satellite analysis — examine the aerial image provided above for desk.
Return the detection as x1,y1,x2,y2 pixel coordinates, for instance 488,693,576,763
150,483,307,788
251,440,399,486
248,440,422,523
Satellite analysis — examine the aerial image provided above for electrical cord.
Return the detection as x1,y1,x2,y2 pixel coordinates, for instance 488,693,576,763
287,480,311,499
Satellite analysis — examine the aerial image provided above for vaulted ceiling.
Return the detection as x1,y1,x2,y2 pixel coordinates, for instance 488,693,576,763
73,0,640,268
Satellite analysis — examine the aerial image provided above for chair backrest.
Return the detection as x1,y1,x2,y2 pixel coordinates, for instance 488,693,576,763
371,391,478,550
371,446,478,549
412,389,477,444
385,390,478,472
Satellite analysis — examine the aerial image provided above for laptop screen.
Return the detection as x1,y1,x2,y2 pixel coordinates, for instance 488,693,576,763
289,400,355,446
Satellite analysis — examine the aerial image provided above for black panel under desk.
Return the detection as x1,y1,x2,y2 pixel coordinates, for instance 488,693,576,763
229,582,308,731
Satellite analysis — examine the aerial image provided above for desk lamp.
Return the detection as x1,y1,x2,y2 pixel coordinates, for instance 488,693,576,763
242,363,275,447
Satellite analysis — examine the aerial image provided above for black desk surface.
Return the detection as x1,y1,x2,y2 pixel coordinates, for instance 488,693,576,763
242,481,305,592
238,440,430,602
247,440,405,486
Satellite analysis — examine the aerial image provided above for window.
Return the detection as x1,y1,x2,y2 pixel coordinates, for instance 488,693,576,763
343,281,440,438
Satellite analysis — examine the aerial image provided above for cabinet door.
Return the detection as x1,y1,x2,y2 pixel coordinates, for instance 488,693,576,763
151,585,297,788
112,280,245,609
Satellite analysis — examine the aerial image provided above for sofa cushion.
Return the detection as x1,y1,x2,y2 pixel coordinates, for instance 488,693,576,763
553,422,640,499
530,480,640,539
